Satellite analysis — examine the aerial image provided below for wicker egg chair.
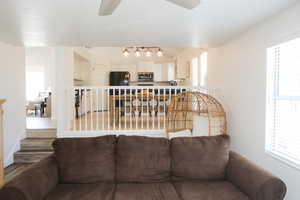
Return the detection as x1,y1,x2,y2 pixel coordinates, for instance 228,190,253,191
167,91,227,136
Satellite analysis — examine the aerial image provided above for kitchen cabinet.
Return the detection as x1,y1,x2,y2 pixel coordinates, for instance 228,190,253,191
74,53,91,84
175,58,190,79
175,48,202,80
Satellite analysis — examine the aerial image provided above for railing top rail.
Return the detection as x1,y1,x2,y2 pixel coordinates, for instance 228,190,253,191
72,86,219,93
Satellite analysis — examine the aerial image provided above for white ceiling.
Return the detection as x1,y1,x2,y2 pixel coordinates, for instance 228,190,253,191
0,0,298,47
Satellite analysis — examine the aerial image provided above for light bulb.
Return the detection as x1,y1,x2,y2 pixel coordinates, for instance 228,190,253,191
145,50,152,57
157,49,163,57
123,49,130,57
135,49,141,57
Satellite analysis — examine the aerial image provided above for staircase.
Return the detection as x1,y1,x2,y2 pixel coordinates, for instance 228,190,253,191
13,128,56,164
4,128,56,183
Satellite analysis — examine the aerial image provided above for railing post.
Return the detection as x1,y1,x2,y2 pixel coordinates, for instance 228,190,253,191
0,99,6,187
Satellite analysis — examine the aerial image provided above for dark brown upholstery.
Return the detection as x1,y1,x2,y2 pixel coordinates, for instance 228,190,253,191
114,183,181,200
171,135,230,181
173,181,250,200
45,183,115,200
227,151,287,200
0,155,58,200
0,135,287,200
116,135,171,183
52,135,116,183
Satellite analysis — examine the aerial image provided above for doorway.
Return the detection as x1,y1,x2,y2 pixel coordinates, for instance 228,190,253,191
25,47,56,129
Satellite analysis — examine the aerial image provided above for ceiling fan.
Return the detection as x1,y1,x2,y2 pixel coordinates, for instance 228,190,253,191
99,0,201,16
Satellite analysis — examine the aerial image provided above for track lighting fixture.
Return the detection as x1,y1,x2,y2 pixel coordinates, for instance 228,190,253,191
122,47,163,58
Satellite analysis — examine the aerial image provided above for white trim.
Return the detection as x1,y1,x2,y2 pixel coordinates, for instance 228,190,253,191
265,40,300,172
267,29,300,48
266,150,300,171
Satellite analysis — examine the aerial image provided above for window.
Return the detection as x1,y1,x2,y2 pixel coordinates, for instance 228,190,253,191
192,57,199,87
26,71,45,100
266,37,300,168
200,52,208,87
191,52,208,87
167,63,175,81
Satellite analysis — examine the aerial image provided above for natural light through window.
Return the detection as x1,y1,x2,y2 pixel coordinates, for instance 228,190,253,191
192,57,199,87
200,52,208,87
26,71,45,100
266,37,300,168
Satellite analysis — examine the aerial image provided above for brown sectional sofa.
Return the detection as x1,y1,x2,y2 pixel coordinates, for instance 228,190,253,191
0,135,286,200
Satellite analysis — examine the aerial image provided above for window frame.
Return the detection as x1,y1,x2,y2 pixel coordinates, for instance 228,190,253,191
265,39,300,170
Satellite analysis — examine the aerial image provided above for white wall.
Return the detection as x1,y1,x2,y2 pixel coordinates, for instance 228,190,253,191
207,3,300,200
54,47,74,133
26,47,55,91
0,42,25,167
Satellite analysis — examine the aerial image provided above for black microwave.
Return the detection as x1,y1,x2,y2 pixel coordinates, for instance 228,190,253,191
138,72,154,82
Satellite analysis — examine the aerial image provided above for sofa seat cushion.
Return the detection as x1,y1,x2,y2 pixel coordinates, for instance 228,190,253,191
45,182,115,200
171,135,230,181
53,135,116,183
114,183,181,200
173,181,250,200
116,136,171,183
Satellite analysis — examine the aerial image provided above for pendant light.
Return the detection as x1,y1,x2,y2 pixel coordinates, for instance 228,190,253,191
123,49,130,57
157,48,163,57
145,49,152,57
135,49,142,57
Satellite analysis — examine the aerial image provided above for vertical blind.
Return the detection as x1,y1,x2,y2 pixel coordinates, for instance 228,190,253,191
266,37,300,167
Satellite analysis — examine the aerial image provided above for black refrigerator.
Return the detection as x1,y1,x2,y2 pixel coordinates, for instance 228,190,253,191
109,72,131,114
109,71,131,97
109,71,130,86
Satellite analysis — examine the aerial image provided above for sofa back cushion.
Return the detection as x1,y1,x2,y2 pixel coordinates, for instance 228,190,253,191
52,135,116,183
171,135,230,181
116,135,171,183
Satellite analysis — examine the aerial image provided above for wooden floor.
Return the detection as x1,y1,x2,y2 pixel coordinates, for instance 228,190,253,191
4,164,32,183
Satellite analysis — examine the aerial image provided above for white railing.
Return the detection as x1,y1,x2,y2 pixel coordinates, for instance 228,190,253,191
59,86,220,137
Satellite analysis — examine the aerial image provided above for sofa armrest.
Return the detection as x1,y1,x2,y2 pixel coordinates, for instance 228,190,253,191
226,151,286,200
0,154,59,200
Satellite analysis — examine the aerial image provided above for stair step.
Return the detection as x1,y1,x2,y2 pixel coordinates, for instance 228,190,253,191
5,163,32,183
26,128,57,138
14,151,53,164
21,138,55,151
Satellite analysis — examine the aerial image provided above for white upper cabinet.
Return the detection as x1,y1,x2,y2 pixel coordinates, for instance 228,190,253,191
175,48,203,80
73,52,91,85
176,58,190,79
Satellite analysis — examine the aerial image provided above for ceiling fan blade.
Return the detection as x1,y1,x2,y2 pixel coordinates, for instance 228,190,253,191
165,0,201,9
99,0,122,16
